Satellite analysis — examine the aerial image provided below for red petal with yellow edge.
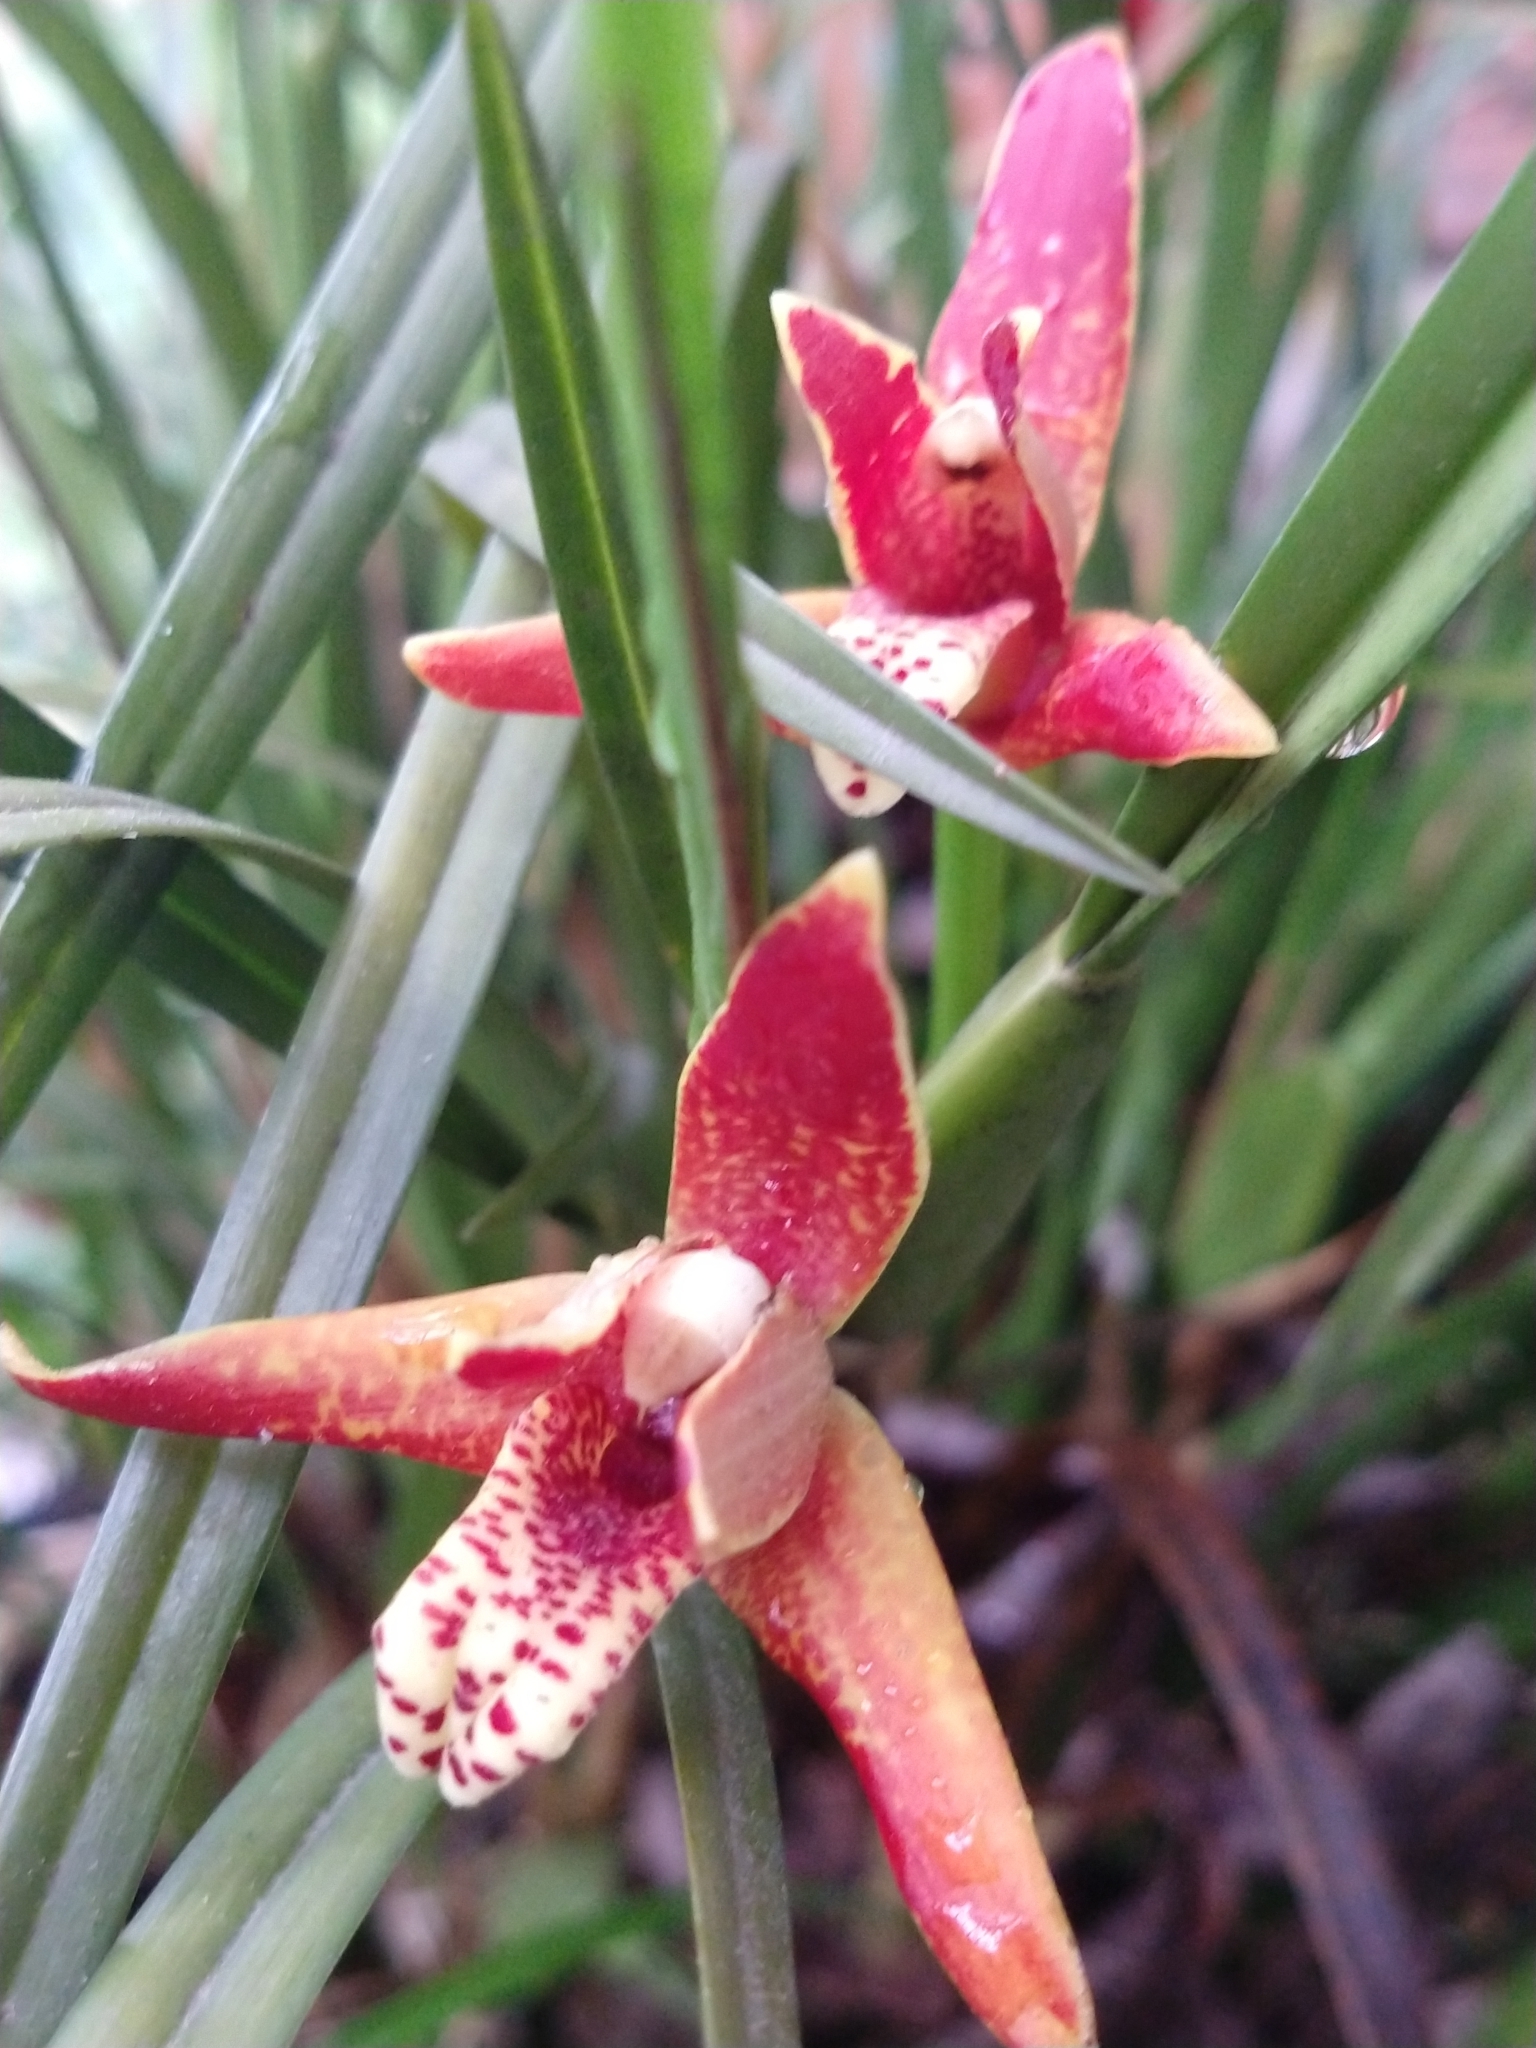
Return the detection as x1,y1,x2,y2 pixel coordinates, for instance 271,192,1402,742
772,294,1058,616
926,30,1139,560
985,611,1278,769
0,1274,582,1474
666,852,928,1331
711,1392,1096,2048
403,615,583,717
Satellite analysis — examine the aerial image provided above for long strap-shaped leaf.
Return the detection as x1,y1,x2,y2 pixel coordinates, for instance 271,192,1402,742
0,8,580,1145
0,780,351,898
464,2,692,983
0,548,575,2048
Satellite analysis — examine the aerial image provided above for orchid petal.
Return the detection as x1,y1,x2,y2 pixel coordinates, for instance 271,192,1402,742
772,294,1059,616
926,30,1139,560
677,1292,831,1563
1,1275,582,1473
455,1241,662,1392
711,1391,1095,2048
667,852,928,1330
807,591,1039,818
375,1376,699,1804
402,614,583,717
988,611,1279,769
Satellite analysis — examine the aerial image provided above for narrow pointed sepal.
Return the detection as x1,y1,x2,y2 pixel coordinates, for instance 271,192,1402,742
925,29,1139,558
0,1277,582,1473
403,614,583,717
772,294,1054,615
989,612,1278,769
711,1392,1096,2048
667,852,929,1330
375,1377,700,1805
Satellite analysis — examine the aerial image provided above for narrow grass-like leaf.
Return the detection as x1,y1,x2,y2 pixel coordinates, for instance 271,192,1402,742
1105,1438,1430,2048
0,14,497,1137
1,0,273,407
0,690,523,1187
737,573,1176,894
325,1886,690,2048
1160,0,1285,618
1220,998,1536,1464
0,550,574,2046
594,0,766,1019
0,780,351,898
464,1,691,982
719,148,798,574
0,313,151,652
0,91,186,565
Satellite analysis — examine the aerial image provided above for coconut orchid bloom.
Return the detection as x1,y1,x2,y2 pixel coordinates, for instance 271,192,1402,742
402,30,1273,818
3,854,1094,2048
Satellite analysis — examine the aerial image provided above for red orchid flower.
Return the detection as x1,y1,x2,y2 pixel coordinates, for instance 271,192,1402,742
402,30,1274,818
4,854,1095,2048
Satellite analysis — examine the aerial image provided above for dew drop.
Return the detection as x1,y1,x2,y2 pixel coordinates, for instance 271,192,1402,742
1328,684,1406,759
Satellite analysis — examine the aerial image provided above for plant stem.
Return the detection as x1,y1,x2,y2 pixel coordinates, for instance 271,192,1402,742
652,1587,801,2048
927,812,1007,1062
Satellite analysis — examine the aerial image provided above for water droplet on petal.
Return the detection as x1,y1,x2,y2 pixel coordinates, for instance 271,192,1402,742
1328,684,1406,759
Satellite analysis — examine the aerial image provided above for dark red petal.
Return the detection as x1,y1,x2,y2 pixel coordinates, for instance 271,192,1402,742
925,30,1139,560
677,1293,831,1563
666,853,928,1332
772,295,1056,616
402,615,583,717
711,1392,1095,2048
1,1276,582,1474
985,610,1278,769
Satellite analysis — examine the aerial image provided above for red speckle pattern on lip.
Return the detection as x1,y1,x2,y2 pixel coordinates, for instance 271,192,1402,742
666,854,928,1332
375,1373,700,1805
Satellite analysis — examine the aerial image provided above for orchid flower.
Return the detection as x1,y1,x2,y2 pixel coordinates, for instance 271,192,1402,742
402,30,1275,818
4,854,1095,2048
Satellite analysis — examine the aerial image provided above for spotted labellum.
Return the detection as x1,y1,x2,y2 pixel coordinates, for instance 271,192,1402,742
5,854,1095,2047
403,29,1276,818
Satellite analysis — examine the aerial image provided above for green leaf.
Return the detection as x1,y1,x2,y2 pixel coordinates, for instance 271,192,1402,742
1169,1053,1354,1299
324,1889,692,2048
1,0,274,408
0,780,351,898
593,0,766,1017
464,1,692,984
1220,998,1536,1464
0,548,575,2047
0,13,586,1142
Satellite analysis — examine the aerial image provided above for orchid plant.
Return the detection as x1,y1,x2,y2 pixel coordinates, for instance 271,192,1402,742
4,853,1093,2048
404,33,1276,814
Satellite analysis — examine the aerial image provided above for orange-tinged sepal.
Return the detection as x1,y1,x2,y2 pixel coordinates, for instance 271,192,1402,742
667,852,928,1330
712,1392,1096,2048
985,611,1279,770
403,614,583,717
0,1277,582,1474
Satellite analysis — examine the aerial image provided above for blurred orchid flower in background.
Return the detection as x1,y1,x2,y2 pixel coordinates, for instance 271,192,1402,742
4,853,1095,2048
404,30,1274,819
